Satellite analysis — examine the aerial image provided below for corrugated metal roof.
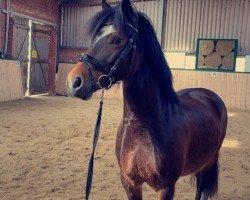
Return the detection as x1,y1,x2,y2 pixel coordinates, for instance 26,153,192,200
61,0,160,47
61,5,101,47
163,0,250,54
60,0,250,54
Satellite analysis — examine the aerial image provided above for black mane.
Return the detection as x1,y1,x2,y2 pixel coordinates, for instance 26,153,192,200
89,4,178,105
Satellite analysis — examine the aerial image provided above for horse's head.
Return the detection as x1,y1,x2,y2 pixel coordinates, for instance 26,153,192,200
67,0,140,100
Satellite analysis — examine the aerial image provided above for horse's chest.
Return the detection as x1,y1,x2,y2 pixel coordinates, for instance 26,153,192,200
125,146,161,179
119,126,163,181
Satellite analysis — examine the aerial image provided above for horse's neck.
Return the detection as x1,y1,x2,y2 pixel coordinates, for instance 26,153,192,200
122,66,175,140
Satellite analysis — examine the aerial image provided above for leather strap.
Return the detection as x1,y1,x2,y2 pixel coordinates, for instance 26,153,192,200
79,54,111,74
85,89,104,200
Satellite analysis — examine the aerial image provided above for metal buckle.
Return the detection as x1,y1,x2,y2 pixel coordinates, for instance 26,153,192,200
97,75,113,90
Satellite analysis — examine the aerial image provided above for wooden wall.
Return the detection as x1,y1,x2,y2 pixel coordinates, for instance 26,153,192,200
0,60,24,102
55,63,74,95
56,63,250,110
172,70,250,110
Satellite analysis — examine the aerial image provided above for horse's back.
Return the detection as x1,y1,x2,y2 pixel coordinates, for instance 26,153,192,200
177,88,227,126
177,87,227,140
176,88,227,174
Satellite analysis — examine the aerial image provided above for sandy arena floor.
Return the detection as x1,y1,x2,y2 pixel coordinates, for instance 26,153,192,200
0,95,249,200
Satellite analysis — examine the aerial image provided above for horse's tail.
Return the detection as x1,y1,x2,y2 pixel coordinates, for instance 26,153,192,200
203,156,219,199
194,155,219,200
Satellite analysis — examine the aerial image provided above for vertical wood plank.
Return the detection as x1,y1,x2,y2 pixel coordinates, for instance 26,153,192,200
230,73,237,108
246,75,250,110
0,62,5,101
225,73,232,109
0,60,24,102
220,73,227,104
55,63,75,95
235,73,242,109
238,74,247,109
2,61,11,101
197,71,203,88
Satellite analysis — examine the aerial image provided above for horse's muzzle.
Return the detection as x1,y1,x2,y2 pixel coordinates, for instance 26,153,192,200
67,75,93,100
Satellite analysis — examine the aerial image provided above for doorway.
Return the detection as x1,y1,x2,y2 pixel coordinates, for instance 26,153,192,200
12,16,49,95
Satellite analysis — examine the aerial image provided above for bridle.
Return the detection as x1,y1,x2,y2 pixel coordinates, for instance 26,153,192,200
78,22,138,90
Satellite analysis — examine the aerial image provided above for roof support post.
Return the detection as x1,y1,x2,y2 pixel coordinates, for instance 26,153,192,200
26,20,33,96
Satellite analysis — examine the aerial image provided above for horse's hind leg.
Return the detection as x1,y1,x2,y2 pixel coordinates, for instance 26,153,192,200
195,155,219,200
121,171,142,200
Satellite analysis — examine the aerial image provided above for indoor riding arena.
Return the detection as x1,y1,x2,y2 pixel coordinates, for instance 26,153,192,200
0,0,249,200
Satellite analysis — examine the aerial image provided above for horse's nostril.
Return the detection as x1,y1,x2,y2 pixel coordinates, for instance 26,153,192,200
73,77,82,89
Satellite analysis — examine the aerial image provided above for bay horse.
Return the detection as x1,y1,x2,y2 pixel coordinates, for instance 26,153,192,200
66,0,227,199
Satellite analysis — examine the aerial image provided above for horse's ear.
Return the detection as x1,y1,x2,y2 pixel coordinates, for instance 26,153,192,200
121,0,137,26
102,0,111,9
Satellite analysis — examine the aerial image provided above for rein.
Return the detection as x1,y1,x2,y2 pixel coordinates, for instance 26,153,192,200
80,24,138,200
85,89,104,200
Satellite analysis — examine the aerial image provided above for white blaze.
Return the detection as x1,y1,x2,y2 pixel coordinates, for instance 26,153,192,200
94,25,116,45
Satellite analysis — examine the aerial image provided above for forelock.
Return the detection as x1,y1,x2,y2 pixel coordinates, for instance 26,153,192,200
88,4,135,42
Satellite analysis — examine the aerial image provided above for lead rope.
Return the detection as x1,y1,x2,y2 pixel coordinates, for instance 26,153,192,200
85,89,105,200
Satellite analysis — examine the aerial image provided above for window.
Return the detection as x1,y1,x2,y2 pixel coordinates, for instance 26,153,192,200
195,39,238,71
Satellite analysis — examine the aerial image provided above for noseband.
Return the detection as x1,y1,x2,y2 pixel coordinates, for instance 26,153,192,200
79,24,138,90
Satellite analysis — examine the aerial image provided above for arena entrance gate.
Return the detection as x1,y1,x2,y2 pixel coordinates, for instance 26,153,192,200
12,17,49,95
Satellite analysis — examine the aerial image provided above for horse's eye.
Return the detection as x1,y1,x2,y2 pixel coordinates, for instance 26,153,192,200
113,37,123,45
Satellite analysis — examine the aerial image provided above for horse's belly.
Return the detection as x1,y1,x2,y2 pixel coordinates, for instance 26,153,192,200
181,153,218,176
181,131,222,176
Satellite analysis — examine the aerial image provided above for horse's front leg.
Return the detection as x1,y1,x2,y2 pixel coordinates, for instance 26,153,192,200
121,171,143,200
157,185,175,200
